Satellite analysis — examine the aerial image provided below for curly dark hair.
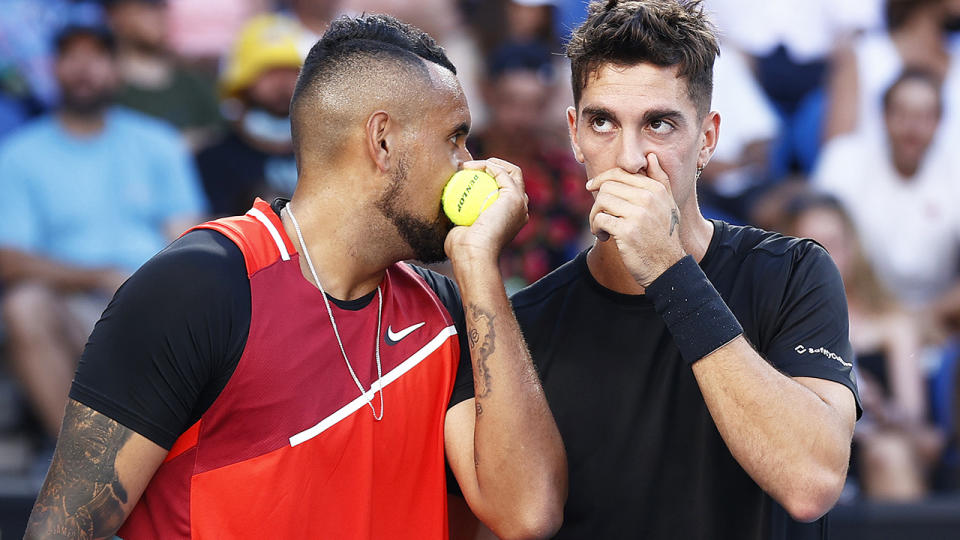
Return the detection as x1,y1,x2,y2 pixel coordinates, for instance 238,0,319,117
566,0,719,116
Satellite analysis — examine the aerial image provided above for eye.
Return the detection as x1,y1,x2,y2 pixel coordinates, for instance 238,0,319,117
590,116,616,133
450,132,469,147
649,119,674,135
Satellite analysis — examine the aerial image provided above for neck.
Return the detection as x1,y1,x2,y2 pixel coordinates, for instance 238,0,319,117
281,186,395,300
586,204,714,295
57,109,106,136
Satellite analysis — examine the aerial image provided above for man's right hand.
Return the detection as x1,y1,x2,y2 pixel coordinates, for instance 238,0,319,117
587,153,686,288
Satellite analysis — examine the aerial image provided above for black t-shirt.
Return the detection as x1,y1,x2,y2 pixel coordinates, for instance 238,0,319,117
69,202,474,451
511,220,861,540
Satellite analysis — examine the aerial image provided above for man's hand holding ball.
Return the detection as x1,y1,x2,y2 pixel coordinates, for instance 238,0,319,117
442,158,529,267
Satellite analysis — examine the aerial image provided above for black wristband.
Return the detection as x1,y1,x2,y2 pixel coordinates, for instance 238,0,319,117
645,255,743,365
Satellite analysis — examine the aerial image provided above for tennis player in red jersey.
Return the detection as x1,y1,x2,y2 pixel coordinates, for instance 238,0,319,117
25,14,566,539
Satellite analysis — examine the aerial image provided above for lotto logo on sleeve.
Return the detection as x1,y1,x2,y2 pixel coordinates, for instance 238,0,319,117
794,344,852,368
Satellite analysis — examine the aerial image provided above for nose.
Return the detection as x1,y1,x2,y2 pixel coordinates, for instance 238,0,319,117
455,145,473,167
616,127,650,174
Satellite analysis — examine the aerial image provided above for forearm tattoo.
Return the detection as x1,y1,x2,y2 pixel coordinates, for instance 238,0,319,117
26,400,133,539
467,303,496,404
669,208,680,236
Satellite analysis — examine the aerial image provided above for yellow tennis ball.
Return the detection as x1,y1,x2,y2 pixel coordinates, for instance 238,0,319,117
441,169,500,226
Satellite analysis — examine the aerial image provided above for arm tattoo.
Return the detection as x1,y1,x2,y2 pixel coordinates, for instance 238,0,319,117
467,303,496,402
669,208,680,236
26,400,134,539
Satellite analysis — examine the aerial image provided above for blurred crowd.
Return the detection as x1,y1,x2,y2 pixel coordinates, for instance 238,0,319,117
0,0,959,507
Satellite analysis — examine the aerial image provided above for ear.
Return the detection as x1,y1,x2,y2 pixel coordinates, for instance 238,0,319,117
567,106,585,164
697,111,720,168
366,111,394,173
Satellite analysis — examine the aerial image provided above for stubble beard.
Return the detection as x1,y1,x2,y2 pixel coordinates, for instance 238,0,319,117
61,89,113,118
375,158,453,264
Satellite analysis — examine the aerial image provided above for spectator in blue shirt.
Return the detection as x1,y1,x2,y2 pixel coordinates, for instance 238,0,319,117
0,23,207,437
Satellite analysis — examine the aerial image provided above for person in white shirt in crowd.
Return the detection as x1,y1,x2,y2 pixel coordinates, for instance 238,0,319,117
815,69,960,333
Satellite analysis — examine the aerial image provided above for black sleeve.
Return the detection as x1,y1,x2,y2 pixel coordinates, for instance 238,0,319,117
764,242,863,418
408,265,474,409
69,229,251,449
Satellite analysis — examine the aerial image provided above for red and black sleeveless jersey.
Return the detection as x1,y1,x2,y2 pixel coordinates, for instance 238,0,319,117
114,198,466,538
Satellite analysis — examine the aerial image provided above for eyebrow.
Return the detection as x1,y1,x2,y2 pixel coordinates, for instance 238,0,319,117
580,105,686,127
450,122,470,138
580,106,615,120
642,108,686,127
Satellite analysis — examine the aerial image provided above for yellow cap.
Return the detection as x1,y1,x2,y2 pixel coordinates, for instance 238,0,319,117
220,14,305,98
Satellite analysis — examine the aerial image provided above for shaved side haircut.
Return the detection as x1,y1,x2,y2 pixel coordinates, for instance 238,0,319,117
290,14,456,169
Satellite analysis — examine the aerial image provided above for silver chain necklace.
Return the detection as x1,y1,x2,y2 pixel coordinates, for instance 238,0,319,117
285,203,384,421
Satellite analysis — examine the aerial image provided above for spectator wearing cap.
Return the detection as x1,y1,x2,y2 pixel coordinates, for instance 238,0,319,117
195,14,303,217
104,0,222,150
467,43,590,291
0,23,207,436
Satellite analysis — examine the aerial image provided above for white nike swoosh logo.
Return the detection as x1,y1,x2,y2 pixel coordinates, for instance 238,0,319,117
385,322,426,344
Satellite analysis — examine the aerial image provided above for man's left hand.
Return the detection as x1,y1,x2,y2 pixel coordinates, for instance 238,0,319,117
444,158,529,266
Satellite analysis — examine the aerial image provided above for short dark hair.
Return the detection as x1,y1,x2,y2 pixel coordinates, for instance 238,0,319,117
882,68,943,116
566,0,719,116
54,24,117,56
291,14,455,107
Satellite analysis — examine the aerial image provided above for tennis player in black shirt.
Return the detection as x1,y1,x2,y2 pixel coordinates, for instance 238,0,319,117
509,1,861,538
